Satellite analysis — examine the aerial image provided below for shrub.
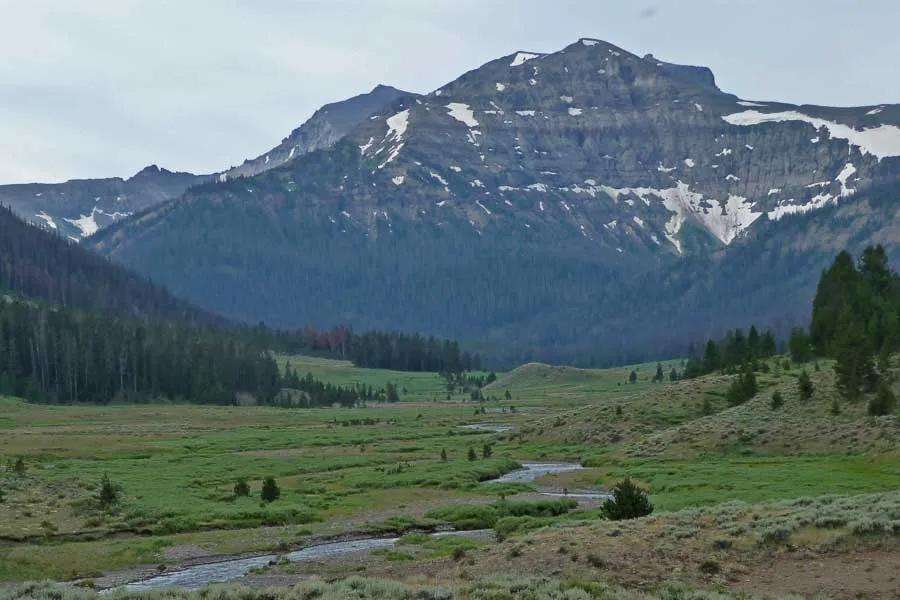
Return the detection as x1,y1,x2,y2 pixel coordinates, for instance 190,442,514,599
868,383,896,416
726,364,757,405
467,447,477,461
601,478,653,520
699,559,720,575
798,371,814,401
770,391,783,409
233,478,250,497
97,474,121,510
12,457,26,475
260,477,280,503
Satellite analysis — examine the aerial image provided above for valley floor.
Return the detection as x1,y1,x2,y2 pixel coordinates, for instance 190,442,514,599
0,355,897,598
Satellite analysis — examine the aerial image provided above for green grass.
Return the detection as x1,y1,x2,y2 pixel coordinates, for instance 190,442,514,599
595,453,900,511
1,352,896,585
279,355,461,402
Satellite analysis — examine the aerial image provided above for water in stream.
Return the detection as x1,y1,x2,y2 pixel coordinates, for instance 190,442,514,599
118,463,590,591
122,532,490,591
490,462,585,484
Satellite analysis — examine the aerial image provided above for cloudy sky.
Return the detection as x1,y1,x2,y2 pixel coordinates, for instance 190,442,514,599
2,0,898,183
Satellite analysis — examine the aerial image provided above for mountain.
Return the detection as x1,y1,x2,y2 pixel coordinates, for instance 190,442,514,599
0,165,210,241
222,84,413,179
0,205,214,323
89,38,900,365
1,86,412,241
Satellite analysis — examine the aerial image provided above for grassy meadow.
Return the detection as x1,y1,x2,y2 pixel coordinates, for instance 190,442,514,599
0,354,897,592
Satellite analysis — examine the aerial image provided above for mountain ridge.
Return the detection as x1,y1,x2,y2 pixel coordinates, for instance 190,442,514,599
75,37,900,364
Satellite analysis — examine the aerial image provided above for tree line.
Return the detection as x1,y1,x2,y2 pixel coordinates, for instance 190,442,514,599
681,245,898,414
810,245,898,407
255,326,482,373
682,326,778,379
0,298,281,405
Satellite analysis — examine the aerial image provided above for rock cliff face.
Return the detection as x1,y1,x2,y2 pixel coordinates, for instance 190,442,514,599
89,38,900,365
0,166,209,241
1,87,412,241
223,85,412,179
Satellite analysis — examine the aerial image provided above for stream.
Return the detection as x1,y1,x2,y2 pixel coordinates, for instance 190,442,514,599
120,531,491,591
116,464,595,591
490,462,585,483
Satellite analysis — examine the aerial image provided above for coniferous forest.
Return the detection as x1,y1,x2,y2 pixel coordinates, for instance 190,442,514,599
683,245,899,407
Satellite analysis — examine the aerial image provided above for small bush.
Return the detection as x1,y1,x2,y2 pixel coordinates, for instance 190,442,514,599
868,383,896,416
233,478,250,497
601,478,653,520
770,391,783,409
699,559,720,575
798,371,814,401
97,474,121,510
260,477,280,503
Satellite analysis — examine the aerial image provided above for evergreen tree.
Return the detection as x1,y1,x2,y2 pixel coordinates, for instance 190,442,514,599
482,443,493,459
261,477,280,503
600,478,653,520
13,457,26,476
868,383,896,416
440,448,447,462
385,382,400,403
703,340,721,373
467,447,477,461
770,391,784,409
833,316,874,402
798,371,814,401
628,370,638,384
788,328,813,363
234,478,250,497
654,363,664,382
97,474,121,510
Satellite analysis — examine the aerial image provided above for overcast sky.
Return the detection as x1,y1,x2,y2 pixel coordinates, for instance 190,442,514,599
1,0,898,184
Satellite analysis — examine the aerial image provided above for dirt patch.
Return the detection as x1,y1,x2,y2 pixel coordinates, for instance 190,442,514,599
731,549,900,599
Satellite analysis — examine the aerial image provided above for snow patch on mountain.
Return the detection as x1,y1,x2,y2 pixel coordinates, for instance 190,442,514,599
35,212,57,229
510,52,540,67
723,110,900,159
768,193,836,221
385,109,410,142
65,207,133,238
596,181,760,248
446,103,479,127
836,163,856,197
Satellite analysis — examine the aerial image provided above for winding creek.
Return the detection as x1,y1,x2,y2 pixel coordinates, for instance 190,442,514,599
114,463,594,591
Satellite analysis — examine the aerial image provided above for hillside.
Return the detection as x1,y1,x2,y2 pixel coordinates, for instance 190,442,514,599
88,38,900,366
223,85,414,179
0,206,213,322
0,165,209,241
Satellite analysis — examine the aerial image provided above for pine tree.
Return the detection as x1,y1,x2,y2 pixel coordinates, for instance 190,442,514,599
467,447,477,461
833,318,874,402
440,448,448,462
234,478,250,497
482,443,493,459
669,368,678,382
628,370,638,384
798,371,814,401
654,363,664,382
98,474,121,509
868,383,897,416
788,328,813,363
261,477,280,502
12,457,25,476
703,340,721,372
600,478,653,520
770,391,784,409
